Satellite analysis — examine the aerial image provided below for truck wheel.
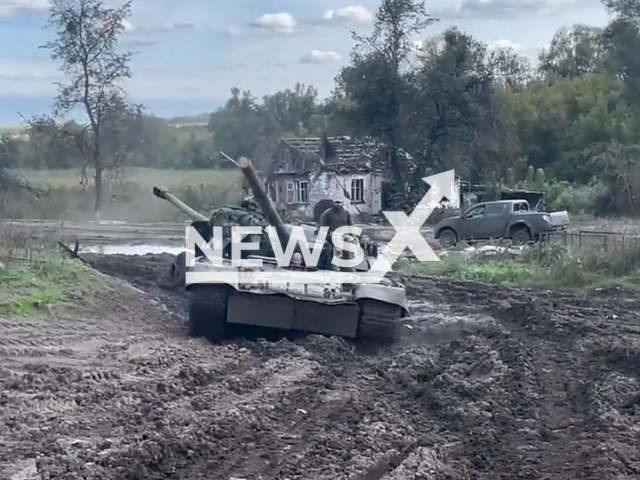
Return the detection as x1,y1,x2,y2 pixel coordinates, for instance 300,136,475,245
511,227,532,246
438,229,458,248
188,285,229,342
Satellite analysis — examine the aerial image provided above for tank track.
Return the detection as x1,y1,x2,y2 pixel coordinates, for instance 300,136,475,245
357,300,402,343
188,284,229,341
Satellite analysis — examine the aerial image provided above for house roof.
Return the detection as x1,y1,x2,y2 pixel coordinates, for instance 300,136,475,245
278,136,380,174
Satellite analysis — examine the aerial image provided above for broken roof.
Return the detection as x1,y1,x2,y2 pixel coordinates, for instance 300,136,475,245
276,136,381,174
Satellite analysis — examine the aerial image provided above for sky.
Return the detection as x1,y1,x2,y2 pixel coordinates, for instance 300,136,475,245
0,0,611,124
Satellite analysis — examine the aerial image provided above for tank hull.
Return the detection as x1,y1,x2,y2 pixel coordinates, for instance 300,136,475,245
185,260,408,343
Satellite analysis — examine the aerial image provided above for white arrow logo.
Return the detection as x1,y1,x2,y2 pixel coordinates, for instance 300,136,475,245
366,170,457,282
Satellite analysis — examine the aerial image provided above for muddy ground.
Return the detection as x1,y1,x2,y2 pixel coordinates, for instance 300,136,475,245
1,253,639,480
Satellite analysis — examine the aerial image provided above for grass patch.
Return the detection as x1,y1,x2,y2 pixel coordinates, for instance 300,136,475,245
0,246,86,316
2,167,243,221
398,242,640,290
7,166,241,190
0,125,24,135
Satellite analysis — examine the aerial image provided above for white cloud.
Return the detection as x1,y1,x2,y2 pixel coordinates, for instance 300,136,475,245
300,50,342,64
488,38,525,52
121,19,135,32
253,12,297,34
438,0,585,19
0,57,60,97
323,5,374,26
227,26,244,36
0,0,49,17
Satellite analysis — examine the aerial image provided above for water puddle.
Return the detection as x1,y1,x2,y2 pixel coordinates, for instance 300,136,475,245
80,244,184,256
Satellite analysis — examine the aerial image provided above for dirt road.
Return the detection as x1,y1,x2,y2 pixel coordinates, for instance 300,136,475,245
1,253,639,479
1,219,434,253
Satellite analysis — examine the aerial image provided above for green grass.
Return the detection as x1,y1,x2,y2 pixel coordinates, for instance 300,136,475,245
0,125,24,135
0,247,86,316
7,166,241,190
398,243,640,290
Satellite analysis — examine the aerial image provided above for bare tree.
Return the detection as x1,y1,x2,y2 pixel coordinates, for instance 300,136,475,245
40,0,135,214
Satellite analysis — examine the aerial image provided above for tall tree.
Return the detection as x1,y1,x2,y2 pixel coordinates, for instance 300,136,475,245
39,0,136,213
539,25,605,78
408,28,510,184
601,0,640,107
337,0,438,200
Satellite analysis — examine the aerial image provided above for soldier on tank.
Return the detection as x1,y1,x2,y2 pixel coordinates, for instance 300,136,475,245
317,200,356,272
318,200,353,233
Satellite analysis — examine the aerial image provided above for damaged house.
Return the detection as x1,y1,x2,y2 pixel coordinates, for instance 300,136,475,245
266,136,383,221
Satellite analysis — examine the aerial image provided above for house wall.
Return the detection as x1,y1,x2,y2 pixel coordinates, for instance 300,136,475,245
269,171,382,220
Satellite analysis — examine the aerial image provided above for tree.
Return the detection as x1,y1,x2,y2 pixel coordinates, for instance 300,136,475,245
489,47,532,90
539,25,605,78
407,28,511,184
336,0,438,199
601,0,640,107
208,88,267,161
38,0,137,213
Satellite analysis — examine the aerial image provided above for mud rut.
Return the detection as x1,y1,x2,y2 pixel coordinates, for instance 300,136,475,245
1,253,639,480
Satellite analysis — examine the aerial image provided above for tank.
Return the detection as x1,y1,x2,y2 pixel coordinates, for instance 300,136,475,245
154,157,409,343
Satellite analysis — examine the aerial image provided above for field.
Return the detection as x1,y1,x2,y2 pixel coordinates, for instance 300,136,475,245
0,242,639,479
0,125,24,135
2,167,243,222
7,166,241,190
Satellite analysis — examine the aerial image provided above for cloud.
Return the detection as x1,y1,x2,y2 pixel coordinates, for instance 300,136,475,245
488,38,525,52
0,57,60,96
227,26,244,36
438,0,584,19
323,5,374,26
124,23,197,35
0,0,49,17
300,50,341,64
251,12,297,34
121,19,135,32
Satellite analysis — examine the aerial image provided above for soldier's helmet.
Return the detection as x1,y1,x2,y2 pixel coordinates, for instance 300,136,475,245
241,197,260,212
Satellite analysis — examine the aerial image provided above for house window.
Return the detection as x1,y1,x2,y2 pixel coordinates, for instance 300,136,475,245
286,182,295,204
268,182,278,202
286,181,309,204
351,178,364,203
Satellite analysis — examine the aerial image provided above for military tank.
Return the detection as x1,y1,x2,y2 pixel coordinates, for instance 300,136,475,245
153,158,409,343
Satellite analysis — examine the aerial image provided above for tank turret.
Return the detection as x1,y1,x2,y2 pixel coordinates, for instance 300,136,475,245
152,186,209,222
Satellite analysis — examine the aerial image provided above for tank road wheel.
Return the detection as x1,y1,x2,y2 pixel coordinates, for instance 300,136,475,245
438,228,458,248
188,285,229,342
357,299,402,343
511,226,532,246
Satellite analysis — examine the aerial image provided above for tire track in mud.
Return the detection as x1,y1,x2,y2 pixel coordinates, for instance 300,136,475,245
2,255,640,479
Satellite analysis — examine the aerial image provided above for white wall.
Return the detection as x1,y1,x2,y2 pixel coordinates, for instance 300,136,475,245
274,171,382,220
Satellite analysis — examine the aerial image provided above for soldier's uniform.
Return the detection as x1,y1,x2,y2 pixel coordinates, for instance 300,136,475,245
318,202,355,272
319,205,353,232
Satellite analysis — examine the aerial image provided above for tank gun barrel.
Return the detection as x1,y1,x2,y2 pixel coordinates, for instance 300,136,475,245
153,186,208,222
238,156,289,246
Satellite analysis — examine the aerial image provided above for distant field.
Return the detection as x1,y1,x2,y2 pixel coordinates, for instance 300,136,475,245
0,125,24,135
8,167,242,189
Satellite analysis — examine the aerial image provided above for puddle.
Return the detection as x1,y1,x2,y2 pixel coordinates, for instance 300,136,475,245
80,244,184,256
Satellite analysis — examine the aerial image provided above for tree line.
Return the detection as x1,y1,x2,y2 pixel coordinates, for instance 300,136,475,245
1,0,639,214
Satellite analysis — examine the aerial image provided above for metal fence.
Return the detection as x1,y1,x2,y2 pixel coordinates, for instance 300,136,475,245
539,230,640,252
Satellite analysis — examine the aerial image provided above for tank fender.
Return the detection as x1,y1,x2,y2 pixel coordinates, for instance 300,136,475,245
354,284,409,315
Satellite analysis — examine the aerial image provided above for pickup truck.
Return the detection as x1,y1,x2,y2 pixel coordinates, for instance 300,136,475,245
433,200,570,248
